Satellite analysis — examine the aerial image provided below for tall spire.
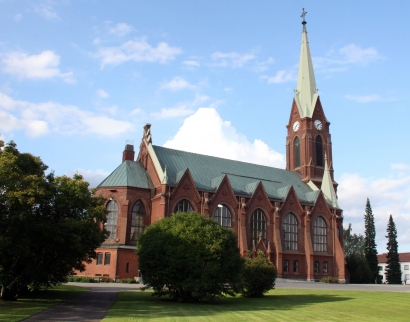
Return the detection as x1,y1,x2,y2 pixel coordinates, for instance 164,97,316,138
294,8,318,119
321,153,339,208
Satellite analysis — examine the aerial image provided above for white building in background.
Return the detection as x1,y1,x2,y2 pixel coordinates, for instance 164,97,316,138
378,252,410,284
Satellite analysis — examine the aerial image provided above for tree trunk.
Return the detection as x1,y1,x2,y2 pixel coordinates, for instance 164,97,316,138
0,285,18,301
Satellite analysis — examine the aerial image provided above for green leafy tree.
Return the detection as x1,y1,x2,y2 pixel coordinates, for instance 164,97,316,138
343,223,365,256
0,141,107,300
385,215,402,284
136,212,244,302
343,223,372,283
364,198,379,282
241,250,277,297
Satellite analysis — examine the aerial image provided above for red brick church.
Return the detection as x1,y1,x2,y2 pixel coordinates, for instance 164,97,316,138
78,13,346,282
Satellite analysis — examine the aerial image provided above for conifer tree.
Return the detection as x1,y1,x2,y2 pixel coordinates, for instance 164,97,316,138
364,198,379,282
385,215,402,284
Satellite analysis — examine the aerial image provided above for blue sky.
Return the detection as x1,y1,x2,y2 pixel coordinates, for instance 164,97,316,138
1,0,409,253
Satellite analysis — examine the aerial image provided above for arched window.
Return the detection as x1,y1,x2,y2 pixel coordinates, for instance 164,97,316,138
251,209,266,246
283,213,298,250
315,135,323,167
131,200,145,241
213,204,232,228
294,137,300,168
313,216,327,252
174,199,193,213
106,200,118,240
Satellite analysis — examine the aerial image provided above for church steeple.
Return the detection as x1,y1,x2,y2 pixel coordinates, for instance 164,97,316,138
294,8,319,119
286,9,337,192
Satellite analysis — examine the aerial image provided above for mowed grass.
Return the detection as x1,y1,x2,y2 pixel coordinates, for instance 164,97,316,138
104,288,410,322
0,285,87,322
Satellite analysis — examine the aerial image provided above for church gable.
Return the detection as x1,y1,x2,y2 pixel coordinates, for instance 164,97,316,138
247,182,273,215
209,175,238,209
170,168,201,205
280,185,304,216
311,190,332,220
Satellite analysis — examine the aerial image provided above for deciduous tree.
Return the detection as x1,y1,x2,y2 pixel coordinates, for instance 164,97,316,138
385,215,402,284
343,223,372,283
0,141,107,300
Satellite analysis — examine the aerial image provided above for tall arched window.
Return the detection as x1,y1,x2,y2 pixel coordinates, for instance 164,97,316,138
174,199,193,213
315,135,323,167
251,209,266,246
213,204,232,228
283,213,298,250
130,200,145,242
294,137,300,168
106,200,118,240
313,216,327,252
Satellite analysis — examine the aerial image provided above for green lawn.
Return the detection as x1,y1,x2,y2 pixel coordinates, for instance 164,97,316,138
0,285,87,322
104,288,410,322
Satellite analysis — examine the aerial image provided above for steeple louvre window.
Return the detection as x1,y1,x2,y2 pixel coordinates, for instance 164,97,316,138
294,137,301,168
106,200,118,240
174,199,193,213
283,213,298,250
315,136,323,167
213,204,232,228
131,200,145,242
251,209,267,246
313,216,327,252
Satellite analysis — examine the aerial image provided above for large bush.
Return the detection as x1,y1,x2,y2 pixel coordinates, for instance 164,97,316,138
241,250,277,297
136,212,244,302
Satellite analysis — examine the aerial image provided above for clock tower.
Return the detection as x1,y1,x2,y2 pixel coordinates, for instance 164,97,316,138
286,9,337,191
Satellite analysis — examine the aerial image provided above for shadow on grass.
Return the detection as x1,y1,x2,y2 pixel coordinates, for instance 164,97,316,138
107,290,352,320
0,285,87,322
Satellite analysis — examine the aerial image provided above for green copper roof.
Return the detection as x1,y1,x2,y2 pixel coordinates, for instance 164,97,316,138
153,145,314,204
98,160,153,189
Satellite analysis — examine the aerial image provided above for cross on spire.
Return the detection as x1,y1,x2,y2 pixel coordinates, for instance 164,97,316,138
301,8,307,24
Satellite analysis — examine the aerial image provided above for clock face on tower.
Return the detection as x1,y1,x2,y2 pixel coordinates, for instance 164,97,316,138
314,120,323,131
292,121,300,132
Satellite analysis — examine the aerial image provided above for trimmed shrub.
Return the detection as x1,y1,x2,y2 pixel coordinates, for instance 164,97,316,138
136,212,244,302
241,250,277,297
320,276,339,283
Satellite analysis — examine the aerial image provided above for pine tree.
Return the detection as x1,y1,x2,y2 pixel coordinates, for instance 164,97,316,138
385,215,402,284
364,198,379,282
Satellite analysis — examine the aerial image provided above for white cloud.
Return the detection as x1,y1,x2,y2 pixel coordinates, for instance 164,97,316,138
14,14,22,22
151,94,210,119
1,50,74,83
338,168,410,253
0,92,132,138
159,76,195,91
164,107,285,168
129,108,145,116
339,44,381,64
95,38,182,67
68,168,110,188
344,94,381,103
263,70,295,84
96,89,109,98
109,22,133,36
314,44,383,72
34,1,61,21
183,60,200,67
254,57,275,72
211,51,256,68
